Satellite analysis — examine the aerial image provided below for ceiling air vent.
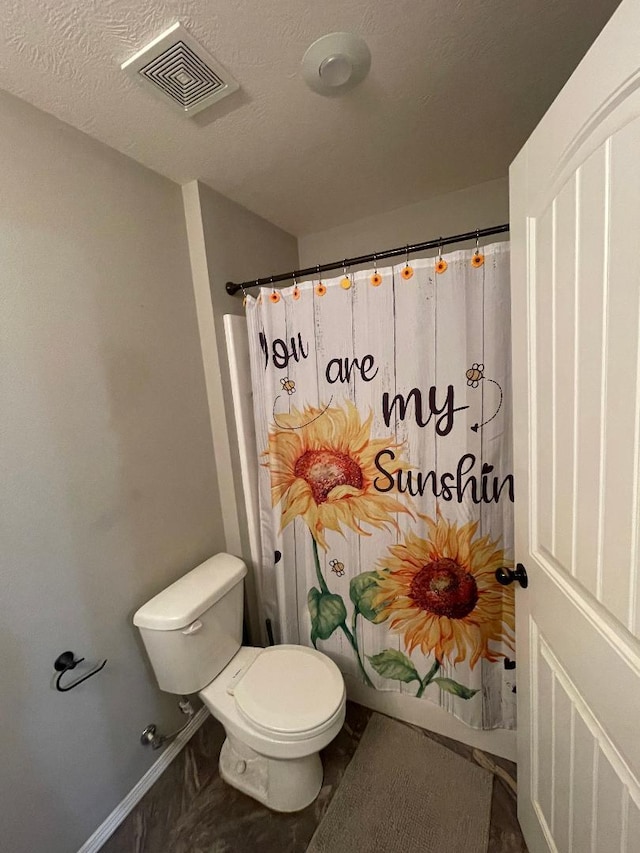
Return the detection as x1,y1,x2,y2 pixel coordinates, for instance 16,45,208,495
121,23,239,117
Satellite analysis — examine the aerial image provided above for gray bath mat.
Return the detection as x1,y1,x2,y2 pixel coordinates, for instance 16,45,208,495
307,712,492,853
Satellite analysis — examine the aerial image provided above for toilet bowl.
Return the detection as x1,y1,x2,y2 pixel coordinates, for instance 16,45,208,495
200,645,345,811
133,553,346,813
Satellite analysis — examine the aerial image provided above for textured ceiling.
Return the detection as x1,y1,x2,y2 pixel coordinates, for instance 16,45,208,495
1,0,621,235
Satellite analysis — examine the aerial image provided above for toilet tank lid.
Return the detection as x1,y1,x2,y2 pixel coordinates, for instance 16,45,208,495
133,553,247,630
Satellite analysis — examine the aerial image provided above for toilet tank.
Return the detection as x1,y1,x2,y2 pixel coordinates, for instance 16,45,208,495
133,553,247,695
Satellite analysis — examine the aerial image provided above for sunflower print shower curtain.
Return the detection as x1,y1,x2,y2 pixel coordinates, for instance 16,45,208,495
246,242,515,729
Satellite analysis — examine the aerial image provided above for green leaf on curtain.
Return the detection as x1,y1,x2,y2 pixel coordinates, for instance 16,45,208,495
367,649,420,683
307,587,347,648
349,571,388,623
432,678,479,700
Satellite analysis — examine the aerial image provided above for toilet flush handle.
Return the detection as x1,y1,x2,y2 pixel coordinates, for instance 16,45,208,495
181,620,203,636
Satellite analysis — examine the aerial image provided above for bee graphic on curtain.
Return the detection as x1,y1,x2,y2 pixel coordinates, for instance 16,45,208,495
280,377,296,395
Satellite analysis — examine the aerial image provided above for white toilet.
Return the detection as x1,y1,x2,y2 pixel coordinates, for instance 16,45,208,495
133,553,346,812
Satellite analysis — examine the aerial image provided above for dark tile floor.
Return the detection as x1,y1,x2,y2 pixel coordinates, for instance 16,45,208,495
102,703,527,853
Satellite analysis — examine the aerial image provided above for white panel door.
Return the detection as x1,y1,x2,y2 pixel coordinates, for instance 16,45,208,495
510,1,640,851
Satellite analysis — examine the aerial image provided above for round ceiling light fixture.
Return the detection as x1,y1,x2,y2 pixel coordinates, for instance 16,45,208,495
302,32,371,96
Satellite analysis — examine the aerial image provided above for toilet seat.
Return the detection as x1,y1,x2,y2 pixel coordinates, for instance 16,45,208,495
199,645,347,761
233,645,345,738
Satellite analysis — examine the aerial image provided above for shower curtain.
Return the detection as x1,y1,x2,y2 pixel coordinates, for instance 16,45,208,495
246,242,515,730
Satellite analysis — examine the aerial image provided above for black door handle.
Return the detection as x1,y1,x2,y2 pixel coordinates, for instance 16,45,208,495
495,563,528,588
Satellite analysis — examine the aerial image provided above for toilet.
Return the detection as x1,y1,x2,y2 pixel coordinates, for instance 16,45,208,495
133,553,346,812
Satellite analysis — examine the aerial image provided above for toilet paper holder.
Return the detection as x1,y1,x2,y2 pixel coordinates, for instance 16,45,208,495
53,650,107,692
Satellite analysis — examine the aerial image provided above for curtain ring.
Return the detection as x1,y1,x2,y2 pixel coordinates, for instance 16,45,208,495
315,264,327,296
471,229,485,268
292,274,301,301
435,238,448,275
269,276,281,304
370,253,382,286
401,243,414,280
341,259,352,290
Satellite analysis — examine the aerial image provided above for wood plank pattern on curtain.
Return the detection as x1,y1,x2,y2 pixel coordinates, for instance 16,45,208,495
246,243,515,730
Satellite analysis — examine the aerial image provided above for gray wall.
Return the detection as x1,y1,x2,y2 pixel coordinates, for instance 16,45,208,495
0,91,223,853
298,177,509,267
196,182,298,640
198,182,298,324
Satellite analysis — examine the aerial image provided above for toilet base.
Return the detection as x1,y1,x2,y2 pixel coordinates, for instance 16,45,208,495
218,733,324,812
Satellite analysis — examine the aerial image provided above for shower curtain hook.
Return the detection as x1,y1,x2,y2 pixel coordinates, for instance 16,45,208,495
435,238,448,275
401,243,414,280
471,228,485,268
292,273,301,300
268,276,281,304
341,259,352,290
240,282,249,307
370,253,382,286
315,264,327,296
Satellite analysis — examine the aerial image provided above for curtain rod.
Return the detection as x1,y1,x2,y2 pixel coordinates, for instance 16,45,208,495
225,223,509,296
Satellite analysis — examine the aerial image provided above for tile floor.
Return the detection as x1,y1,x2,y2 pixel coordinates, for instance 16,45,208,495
101,703,527,853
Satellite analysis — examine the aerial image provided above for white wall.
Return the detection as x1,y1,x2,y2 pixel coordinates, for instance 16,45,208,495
298,177,509,268
0,91,224,853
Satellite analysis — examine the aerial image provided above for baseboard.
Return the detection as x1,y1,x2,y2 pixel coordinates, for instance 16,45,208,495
344,675,517,762
77,706,210,853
